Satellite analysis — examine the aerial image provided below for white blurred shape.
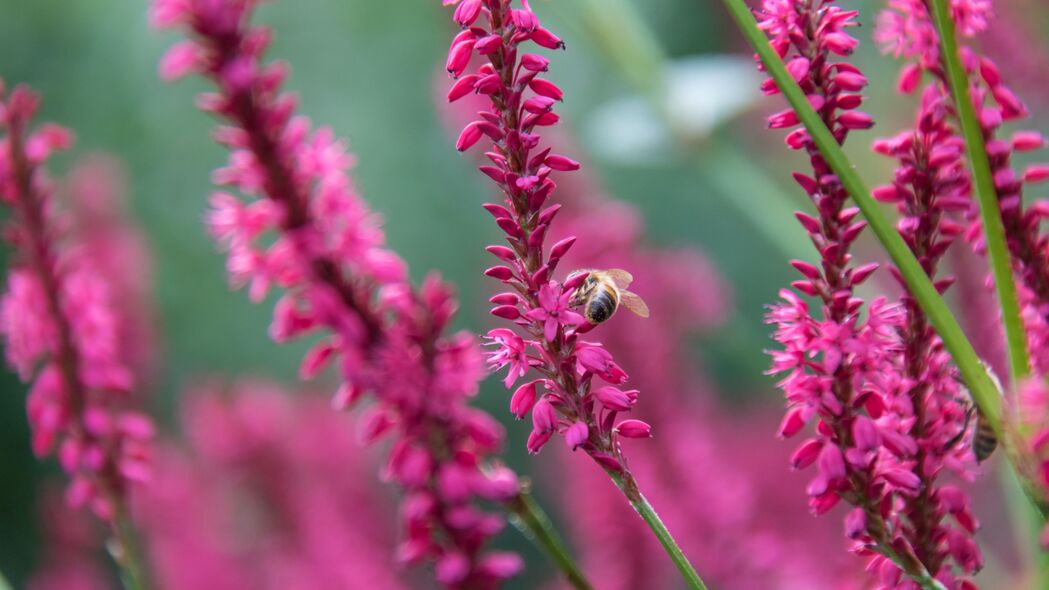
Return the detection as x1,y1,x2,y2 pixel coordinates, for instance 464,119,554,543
585,55,763,165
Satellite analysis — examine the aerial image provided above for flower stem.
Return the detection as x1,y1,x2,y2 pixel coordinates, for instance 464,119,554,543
109,502,149,590
610,473,708,590
717,0,1005,436
927,0,1031,384
0,568,11,590
506,487,594,590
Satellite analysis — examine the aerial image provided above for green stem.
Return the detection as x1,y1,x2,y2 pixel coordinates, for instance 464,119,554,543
718,0,1006,437
611,474,708,590
0,568,12,590
928,0,1031,384
109,503,148,590
506,488,594,590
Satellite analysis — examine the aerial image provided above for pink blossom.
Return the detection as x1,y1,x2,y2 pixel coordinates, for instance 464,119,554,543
0,84,153,529
154,1,522,585
878,0,1049,332
752,0,984,585
525,281,585,341
438,0,652,492
135,382,413,590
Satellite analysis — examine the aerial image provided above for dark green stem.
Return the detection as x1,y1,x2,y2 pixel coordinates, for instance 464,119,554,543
928,0,1031,384
506,488,594,590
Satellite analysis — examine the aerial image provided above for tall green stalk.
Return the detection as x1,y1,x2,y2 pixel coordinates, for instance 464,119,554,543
611,474,709,590
928,0,1031,383
507,489,594,590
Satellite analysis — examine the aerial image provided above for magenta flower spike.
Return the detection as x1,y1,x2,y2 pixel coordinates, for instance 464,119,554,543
878,0,1049,352
438,2,707,587
153,1,523,586
870,86,984,588
0,83,153,584
441,0,647,485
752,0,982,585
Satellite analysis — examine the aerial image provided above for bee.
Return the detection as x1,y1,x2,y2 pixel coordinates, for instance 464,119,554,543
972,409,998,463
569,268,649,324
952,361,1003,463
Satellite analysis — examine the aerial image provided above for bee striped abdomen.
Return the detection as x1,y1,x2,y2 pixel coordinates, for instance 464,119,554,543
584,288,618,324
973,415,998,463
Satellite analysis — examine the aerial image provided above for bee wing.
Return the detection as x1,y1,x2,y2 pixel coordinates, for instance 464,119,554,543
605,269,634,289
619,290,649,318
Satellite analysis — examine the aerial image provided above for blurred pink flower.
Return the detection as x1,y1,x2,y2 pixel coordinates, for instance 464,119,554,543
154,1,522,585
63,155,160,384
0,83,153,529
137,381,412,590
26,491,113,590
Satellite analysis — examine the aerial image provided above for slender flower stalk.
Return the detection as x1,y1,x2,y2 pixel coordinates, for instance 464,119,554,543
437,1,705,588
152,1,588,587
0,84,153,590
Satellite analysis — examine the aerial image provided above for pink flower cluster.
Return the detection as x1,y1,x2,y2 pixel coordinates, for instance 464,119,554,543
878,2,1049,565
0,83,153,525
757,0,984,586
870,86,984,587
441,0,652,485
877,0,1049,368
154,1,522,586
139,381,412,590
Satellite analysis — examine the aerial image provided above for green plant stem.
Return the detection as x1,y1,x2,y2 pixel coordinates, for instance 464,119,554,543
0,569,12,590
506,489,594,590
718,0,1006,436
110,503,148,590
928,0,1031,384
610,473,708,590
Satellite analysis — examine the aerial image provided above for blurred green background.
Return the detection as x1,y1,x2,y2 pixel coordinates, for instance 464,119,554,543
1,0,1048,587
